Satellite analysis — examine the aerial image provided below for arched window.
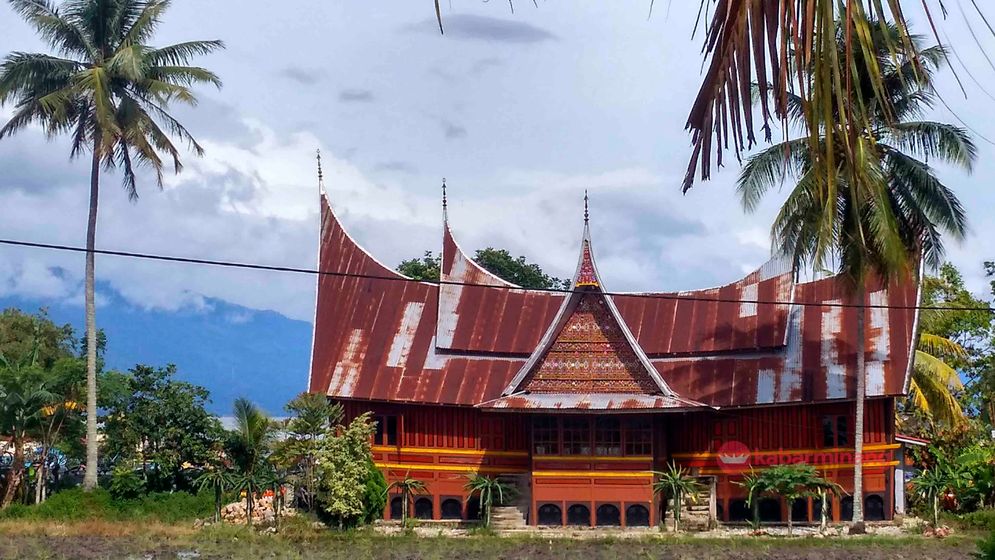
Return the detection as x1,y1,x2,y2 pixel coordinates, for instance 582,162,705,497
466,499,481,520
567,504,591,526
865,494,885,521
537,503,562,526
414,497,434,520
596,504,621,526
840,496,854,521
625,504,650,527
759,498,782,522
728,499,751,522
390,496,404,520
440,498,462,520
791,498,809,523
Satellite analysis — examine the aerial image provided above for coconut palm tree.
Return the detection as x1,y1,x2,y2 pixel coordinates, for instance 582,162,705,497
737,20,974,532
227,398,275,526
909,332,967,426
0,0,223,490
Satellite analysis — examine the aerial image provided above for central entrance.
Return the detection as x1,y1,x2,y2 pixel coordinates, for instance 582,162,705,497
528,414,660,527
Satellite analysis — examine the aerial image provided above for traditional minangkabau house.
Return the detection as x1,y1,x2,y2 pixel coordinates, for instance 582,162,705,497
308,184,920,528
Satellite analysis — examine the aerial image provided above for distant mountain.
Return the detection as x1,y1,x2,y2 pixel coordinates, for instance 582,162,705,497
0,284,312,415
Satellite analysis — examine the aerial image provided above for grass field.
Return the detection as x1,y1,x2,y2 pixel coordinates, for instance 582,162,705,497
0,519,986,560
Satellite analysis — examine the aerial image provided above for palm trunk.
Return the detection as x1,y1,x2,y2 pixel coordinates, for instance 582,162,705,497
1,436,25,508
851,285,866,533
83,143,100,491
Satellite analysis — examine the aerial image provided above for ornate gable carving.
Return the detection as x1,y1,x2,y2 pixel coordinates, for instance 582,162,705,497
522,292,660,394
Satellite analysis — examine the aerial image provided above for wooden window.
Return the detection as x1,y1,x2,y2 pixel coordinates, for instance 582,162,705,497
562,418,591,455
594,417,621,456
624,417,652,456
375,415,398,446
533,417,559,455
822,415,849,447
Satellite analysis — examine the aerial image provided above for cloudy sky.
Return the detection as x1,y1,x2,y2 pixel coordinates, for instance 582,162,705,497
2,1,994,324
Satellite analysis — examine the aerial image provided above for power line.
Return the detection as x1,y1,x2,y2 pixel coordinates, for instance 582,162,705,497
2,237,993,313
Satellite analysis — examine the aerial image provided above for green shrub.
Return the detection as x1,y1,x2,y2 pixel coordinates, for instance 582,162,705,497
961,510,995,532
31,488,116,520
0,487,214,523
120,491,214,523
108,466,147,500
361,459,387,524
974,532,995,560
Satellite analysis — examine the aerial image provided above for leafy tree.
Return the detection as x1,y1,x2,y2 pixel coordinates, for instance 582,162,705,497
0,0,224,490
0,309,75,368
101,364,223,492
0,309,84,503
271,392,343,511
737,20,973,531
397,251,441,282
652,462,701,532
753,463,829,536
396,248,568,289
31,356,85,503
473,248,569,289
0,343,54,508
384,473,427,528
315,413,376,528
464,474,515,527
226,398,275,526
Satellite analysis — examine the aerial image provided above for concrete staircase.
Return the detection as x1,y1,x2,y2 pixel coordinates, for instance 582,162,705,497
489,506,527,531
669,476,717,531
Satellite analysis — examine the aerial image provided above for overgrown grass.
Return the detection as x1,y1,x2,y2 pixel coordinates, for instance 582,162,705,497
0,488,214,523
957,510,995,532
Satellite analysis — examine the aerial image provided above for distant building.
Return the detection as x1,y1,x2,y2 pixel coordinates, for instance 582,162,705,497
309,187,919,527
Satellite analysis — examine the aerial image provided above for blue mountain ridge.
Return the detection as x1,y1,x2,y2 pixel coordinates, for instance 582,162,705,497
0,283,311,415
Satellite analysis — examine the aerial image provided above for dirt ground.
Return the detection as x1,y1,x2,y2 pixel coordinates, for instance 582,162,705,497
0,531,982,560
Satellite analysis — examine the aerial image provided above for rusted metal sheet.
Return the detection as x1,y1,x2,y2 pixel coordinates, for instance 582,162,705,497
310,193,918,410
612,258,795,355
650,276,917,407
436,223,564,354
479,393,690,410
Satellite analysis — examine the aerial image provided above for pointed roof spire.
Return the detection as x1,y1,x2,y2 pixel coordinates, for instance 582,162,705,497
576,191,598,287
442,177,448,222
584,189,589,226
316,149,324,191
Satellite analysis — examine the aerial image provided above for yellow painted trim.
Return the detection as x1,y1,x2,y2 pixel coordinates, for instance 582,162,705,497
374,462,527,475
698,460,900,476
533,470,653,478
672,443,899,460
534,455,652,463
372,446,529,458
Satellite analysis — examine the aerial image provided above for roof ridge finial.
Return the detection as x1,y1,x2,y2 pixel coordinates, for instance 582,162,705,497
316,149,324,187
584,189,589,225
442,177,448,222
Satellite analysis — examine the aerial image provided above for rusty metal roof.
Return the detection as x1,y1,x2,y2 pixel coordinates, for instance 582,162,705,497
479,393,693,411
309,192,918,410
